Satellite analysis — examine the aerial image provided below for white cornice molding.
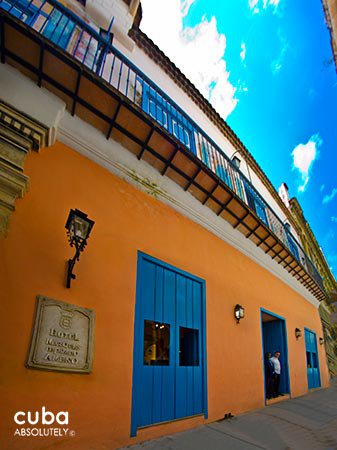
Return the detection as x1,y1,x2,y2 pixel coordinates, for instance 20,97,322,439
58,112,319,309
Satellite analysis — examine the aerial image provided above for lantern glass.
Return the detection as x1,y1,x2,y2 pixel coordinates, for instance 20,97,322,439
66,209,94,243
72,215,90,239
234,304,244,322
65,209,95,288
295,328,302,338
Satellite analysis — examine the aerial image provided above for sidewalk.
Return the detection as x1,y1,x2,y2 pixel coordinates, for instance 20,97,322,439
123,378,337,450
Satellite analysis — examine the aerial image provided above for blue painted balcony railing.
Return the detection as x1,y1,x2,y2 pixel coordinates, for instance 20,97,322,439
0,0,324,292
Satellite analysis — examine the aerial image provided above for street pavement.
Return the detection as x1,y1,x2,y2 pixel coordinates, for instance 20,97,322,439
123,377,337,450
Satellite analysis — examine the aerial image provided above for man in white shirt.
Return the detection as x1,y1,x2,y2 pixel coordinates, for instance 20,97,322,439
270,351,281,397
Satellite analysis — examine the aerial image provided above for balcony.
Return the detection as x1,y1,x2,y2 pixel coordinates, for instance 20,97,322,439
0,0,325,300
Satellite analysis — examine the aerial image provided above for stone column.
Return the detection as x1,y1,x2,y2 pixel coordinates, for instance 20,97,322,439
0,101,49,237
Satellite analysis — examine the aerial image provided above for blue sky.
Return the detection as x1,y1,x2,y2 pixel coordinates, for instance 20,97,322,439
141,0,337,278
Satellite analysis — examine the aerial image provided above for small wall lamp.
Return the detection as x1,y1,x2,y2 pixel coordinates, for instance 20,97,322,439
295,328,302,339
319,337,324,345
234,304,245,323
65,209,95,288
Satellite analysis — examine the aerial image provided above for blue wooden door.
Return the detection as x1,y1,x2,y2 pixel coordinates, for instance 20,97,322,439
262,318,289,394
305,329,321,389
131,253,207,436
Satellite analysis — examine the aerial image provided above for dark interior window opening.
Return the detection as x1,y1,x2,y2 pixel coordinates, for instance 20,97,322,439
143,320,170,366
179,327,199,366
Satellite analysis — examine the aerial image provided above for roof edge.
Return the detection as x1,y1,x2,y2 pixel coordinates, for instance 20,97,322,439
290,197,337,288
129,25,299,231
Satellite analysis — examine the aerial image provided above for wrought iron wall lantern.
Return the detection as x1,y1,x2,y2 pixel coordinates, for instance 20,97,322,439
319,337,324,345
65,209,95,288
234,304,245,324
295,328,302,339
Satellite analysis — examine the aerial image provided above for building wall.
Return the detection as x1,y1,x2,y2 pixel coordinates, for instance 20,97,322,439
54,0,300,241
322,0,337,69
120,42,301,238
290,198,337,293
287,197,337,375
319,302,337,375
0,63,318,306
0,140,329,450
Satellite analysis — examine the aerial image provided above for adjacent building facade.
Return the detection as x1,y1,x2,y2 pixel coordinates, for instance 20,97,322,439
279,183,337,375
322,0,337,69
0,1,332,449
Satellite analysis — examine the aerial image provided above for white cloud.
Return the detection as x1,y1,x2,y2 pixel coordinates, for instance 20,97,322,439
248,0,260,14
249,0,259,8
263,0,280,7
240,42,247,61
140,0,238,120
271,62,282,73
248,0,281,14
271,30,288,74
181,0,194,17
323,188,337,205
238,79,249,93
291,133,322,193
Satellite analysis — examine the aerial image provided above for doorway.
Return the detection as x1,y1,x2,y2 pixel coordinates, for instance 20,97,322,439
131,252,207,436
305,328,321,389
261,309,290,398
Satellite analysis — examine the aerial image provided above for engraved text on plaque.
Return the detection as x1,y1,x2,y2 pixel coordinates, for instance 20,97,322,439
27,296,95,373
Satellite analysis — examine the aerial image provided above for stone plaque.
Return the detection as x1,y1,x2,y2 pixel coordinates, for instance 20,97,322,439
27,296,95,373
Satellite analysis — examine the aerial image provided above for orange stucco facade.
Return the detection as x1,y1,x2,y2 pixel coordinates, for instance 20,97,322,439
0,141,330,449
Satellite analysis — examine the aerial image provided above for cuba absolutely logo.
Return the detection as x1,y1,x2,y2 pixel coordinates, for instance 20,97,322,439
14,407,75,437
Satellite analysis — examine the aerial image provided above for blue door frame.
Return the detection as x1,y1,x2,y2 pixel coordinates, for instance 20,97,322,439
260,308,291,401
304,328,321,389
131,252,208,436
